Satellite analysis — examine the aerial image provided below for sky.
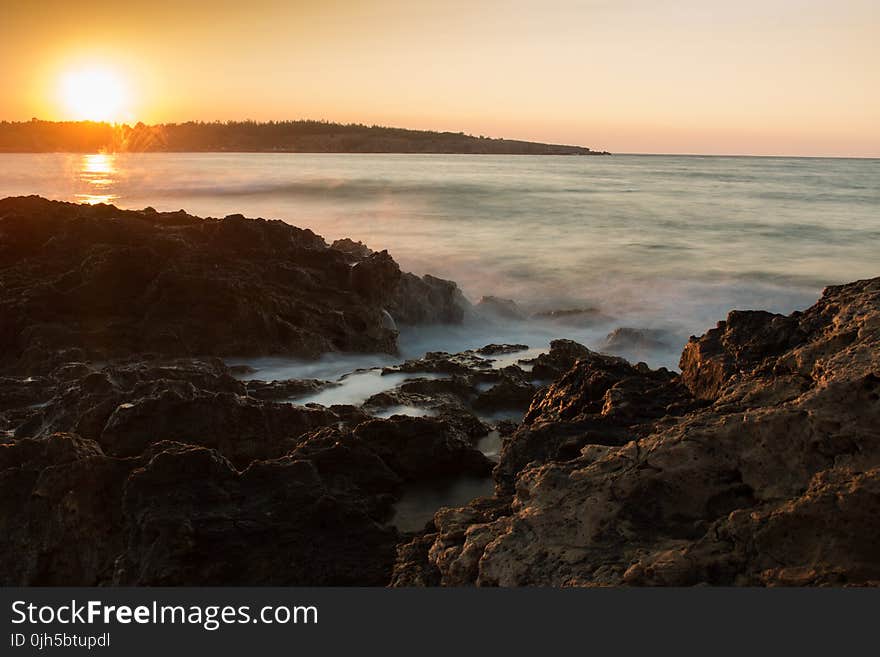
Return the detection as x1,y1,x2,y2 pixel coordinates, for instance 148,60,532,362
1,0,878,156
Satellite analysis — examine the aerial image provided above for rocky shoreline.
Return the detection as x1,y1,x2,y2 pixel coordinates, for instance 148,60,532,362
1,197,878,586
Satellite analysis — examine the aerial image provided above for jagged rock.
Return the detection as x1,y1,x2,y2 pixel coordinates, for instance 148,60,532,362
13,358,245,441
5,198,878,588
393,278,880,586
114,443,399,585
388,350,493,375
391,495,512,586
331,238,373,258
7,358,352,469
363,386,491,444
476,344,529,356
0,432,405,586
521,338,593,380
623,466,880,586
679,310,805,401
244,378,336,401
349,250,400,305
473,377,536,413
373,347,541,426
389,272,469,324
493,349,696,490
0,433,136,585
390,533,443,586
396,375,474,399
99,389,340,468
288,427,403,516
522,353,687,426
0,374,54,412
352,416,493,481
0,197,463,373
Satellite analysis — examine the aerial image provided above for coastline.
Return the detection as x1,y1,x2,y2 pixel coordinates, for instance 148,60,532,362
1,196,878,586
0,120,609,155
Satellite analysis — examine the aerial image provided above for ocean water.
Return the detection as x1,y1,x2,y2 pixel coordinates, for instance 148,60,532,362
5,151,876,526
2,152,878,373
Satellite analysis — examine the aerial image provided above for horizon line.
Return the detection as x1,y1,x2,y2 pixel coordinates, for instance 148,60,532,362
3,117,877,159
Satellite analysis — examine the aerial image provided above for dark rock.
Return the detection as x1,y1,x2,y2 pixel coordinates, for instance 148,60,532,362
0,431,408,586
475,344,529,356
375,348,539,428
98,388,339,468
388,273,469,324
13,358,246,442
0,433,136,585
0,197,463,373
114,443,399,585
8,358,350,470
521,338,592,380
289,427,403,508
396,375,474,399
389,350,493,375
0,375,54,413
349,250,400,305
352,416,493,481
390,533,442,586
473,377,537,413
244,378,336,401
331,238,373,258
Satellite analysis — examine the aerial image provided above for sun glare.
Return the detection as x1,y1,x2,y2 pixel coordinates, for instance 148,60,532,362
59,68,129,123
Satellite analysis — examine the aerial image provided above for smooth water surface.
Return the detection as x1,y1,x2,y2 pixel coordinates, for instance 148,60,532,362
2,152,877,368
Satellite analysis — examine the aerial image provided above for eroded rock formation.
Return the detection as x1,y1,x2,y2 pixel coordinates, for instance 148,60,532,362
0,196,466,373
393,278,880,586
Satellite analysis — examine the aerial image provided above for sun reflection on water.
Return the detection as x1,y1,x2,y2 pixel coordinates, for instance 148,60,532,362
76,153,118,204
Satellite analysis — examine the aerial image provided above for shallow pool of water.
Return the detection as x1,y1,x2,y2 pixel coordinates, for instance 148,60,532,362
389,476,495,532
476,431,503,461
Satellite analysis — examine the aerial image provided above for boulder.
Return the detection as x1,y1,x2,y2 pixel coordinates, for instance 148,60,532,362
353,416,493,481
388,272,469,324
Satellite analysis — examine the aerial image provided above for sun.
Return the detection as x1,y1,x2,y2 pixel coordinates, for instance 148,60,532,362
59,68,129,123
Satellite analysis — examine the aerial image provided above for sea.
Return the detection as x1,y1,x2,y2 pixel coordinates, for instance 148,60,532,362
4,151,877,526
3,152,877,365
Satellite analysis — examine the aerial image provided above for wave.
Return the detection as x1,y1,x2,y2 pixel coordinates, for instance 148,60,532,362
142,178,556,200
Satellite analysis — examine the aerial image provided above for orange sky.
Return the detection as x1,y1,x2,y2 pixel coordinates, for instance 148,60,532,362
2,0,878,156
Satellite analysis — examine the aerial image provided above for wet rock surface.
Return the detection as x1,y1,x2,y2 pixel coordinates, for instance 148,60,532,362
0,197,480,585
0,338,543,585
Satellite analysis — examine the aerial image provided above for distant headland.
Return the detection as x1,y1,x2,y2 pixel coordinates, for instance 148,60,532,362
0,119,608,155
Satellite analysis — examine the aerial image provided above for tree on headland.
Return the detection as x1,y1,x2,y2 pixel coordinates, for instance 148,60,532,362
0,120,607,154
